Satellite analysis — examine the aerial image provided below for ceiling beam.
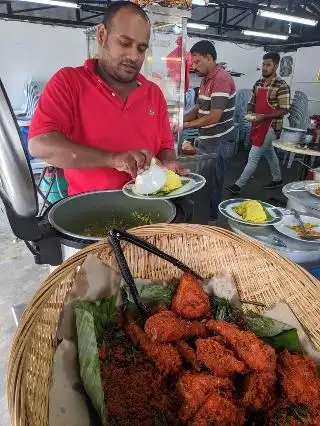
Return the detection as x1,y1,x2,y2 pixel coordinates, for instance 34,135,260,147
188,30,261,45
199,7,219,21
11,5,55,14
226,9,249,25
0,12,92,27
79,11,103,21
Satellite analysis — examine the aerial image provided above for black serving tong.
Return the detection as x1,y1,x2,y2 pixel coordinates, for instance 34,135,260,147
108,229,202,320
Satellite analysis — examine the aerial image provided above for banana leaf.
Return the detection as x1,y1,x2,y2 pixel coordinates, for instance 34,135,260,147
244,312,301,353
212,300,301,353
123,279,178,315
75,296,117,426
244,312,293,338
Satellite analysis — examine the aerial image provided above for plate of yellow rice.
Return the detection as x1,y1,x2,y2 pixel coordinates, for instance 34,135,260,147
219,199,284,226
122,172,206,200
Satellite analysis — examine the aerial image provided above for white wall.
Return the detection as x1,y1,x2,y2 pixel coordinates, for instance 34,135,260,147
0,20,86,109
290,46,320,116
144,32,264,91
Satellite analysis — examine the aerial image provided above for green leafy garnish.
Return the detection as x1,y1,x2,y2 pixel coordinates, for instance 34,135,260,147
275,404,309,425
263,329,301,353
211,297,244,324
77,297,117,344
244,313,293,338
244,312,301,353
124,280,178,310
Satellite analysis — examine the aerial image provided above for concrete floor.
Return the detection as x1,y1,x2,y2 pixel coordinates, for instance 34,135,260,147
0,203,48,426
0,145,312,425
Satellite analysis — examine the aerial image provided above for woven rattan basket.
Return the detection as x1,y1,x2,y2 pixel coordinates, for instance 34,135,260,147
7,224,320,426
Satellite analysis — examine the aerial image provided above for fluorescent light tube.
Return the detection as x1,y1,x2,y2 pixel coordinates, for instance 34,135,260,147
187,23,208,30
18,0,79,8
258,9,318,26
242,30,289,40
192,0,207,6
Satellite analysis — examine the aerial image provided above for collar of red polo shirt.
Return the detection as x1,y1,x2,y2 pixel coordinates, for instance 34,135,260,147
29,59,174,196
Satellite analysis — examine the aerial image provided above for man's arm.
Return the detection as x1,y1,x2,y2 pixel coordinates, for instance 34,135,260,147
29,132,152,178
184,78,232,129
184,110,224,129
183,106,199,123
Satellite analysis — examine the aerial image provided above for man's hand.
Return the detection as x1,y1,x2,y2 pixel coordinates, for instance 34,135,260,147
161,159,190,176
171,123,179,135
254,114,266,123
112,149,152,178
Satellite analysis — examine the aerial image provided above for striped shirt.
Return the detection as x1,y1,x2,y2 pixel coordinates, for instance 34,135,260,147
197,65,236,143
248,76,290,137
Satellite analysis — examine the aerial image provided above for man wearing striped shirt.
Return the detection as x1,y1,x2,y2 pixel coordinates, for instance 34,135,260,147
183,41,236,222
227,52,290,195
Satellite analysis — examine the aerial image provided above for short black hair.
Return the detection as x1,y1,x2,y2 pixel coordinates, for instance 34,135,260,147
103,1,150,29
190,40,217,61
263,51,280,65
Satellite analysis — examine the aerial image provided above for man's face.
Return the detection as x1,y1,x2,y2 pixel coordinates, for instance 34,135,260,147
262,59,278,78
191,53,211,77
97,8,150,83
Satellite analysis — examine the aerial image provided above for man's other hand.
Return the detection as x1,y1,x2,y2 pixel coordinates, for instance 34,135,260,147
160,159,190,176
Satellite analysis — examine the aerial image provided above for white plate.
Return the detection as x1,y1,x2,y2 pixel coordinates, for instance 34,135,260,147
274,214,320,243
122,173,206,200
305,181,320,198
219,199,284,226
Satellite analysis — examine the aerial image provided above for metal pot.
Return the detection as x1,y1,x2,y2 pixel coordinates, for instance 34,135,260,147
47,190,176,261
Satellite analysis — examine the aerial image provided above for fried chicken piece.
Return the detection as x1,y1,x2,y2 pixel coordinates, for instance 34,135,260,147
171,273,210,319
242,371,276,411
267,401,317,426
196,337,246,377
309,407,320,426
278,350,320,410
188,393,245,426
125,318,181,375
145,310,207,342
177,372,234,422
176,340,201,371
207,320,276,372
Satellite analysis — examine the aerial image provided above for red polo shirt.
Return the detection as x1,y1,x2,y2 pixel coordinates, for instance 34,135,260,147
29,59,174,196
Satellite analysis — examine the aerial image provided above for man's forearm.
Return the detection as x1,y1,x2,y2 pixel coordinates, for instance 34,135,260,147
157,148,176,163
185,109,223,129
184,107,198,123
29,132,115,169
262,109,287,120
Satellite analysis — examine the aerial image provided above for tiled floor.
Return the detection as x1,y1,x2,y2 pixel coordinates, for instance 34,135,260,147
0,145,310,425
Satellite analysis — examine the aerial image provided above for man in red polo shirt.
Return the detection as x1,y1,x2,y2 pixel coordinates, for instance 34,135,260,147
29,1,184,196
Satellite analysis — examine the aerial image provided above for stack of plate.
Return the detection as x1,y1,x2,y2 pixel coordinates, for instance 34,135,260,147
281,126,306,144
